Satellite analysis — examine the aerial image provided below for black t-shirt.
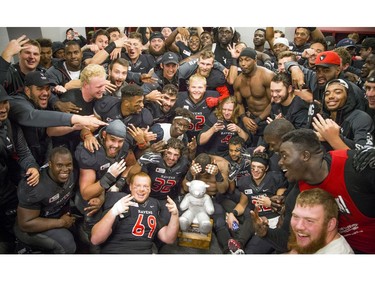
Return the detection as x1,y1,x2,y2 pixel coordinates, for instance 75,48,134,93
17,168,76,218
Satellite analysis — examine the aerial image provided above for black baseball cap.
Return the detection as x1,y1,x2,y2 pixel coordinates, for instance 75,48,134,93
0,85,12,102
161,52,179,65
25,71,56,87
150,31,164,41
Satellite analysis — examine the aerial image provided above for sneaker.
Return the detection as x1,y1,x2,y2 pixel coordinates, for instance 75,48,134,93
228,238,244,254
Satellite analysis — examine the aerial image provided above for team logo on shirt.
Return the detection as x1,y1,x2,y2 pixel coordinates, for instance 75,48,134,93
156,168,166,173
244,189,253,195
49,193,60,203
100,163,111,170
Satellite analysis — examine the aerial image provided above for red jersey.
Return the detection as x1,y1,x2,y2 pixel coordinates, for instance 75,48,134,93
299,149,375,253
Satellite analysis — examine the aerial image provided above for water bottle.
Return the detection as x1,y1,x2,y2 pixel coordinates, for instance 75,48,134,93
232,221,240,232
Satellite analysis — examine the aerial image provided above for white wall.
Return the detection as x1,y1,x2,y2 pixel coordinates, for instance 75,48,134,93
235,27,290,48
41,27,86,42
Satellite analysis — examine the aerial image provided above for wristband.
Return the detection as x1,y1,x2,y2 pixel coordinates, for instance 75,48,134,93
215,170,224,182
231,209,239,217
100,172,117,191
105,42,116,54
115,176,127,190
231,59,238,67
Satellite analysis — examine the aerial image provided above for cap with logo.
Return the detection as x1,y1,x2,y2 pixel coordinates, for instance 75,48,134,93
0,85,12,102
24,71,57,87
315,51,341,68
336,38,355,48
161,51,179,65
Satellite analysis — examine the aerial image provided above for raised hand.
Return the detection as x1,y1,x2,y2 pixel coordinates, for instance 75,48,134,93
353,147,375,172
138,152,162,166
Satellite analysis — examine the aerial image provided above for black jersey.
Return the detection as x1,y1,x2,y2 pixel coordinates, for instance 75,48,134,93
237,171,287,219
17,168,76,218
178,61,228,92
198,111,248,157
142,156,189,200
100,192,165,254
175,90,219,142
144,100,175,125
94,95,153,146
123,53,155,75
94,95,153,128
75,136,130,181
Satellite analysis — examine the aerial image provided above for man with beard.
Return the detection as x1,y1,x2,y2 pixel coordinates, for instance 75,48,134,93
14,147,78,253
145,84,178,124
8,71,107,166
285,51,367,116
147,31,168,67
288,188,353,254
74,120,129,233
90,172,179,254
105,58,128,98
234,47,275,146
127,138,189,223
213,27,239,69
270,128,375,254
268,73,309,129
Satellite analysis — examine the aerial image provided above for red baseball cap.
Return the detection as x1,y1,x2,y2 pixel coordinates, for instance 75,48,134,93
315,51,341,67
